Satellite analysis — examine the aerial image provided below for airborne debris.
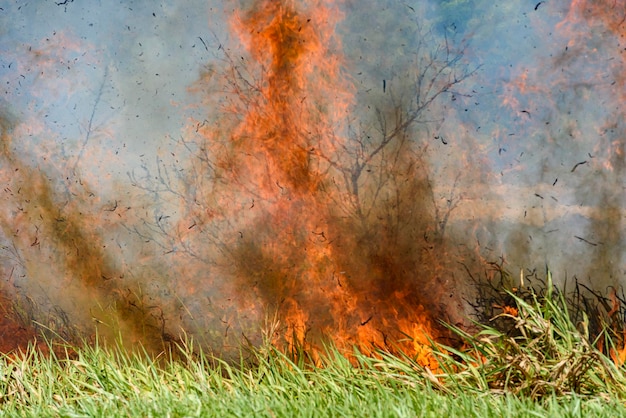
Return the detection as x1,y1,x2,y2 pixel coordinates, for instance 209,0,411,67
571,160,588,172
574,235,598,246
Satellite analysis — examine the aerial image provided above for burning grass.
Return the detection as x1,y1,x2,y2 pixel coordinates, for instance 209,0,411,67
1,0,625,413
2,269,626,416
433,273,626,399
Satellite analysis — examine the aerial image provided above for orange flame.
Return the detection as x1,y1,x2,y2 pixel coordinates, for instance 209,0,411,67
185,0,447,367
229,0,350,194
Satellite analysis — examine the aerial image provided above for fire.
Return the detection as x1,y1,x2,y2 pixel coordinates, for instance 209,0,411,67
177,0,461,367
3,0,626,372
226,0,351,194
1,0,478,363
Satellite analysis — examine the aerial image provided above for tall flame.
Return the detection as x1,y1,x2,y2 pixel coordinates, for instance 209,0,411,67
180,0,463,366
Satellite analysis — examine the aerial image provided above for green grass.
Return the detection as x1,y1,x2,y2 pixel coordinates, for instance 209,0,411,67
2,278,626,417
1,343,624,417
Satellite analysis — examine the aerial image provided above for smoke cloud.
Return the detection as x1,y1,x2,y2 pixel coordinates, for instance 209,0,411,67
0,0,624,358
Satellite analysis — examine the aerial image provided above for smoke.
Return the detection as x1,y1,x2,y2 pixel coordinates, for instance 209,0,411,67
128,0,477,357
0,0,624,358
487,0,626,288
0,106,175,352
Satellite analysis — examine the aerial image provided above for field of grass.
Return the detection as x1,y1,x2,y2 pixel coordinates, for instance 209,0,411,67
2,280,626,417
2,344,624,417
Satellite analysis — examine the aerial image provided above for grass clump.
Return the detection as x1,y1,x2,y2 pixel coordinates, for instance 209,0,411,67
432,271,626,399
